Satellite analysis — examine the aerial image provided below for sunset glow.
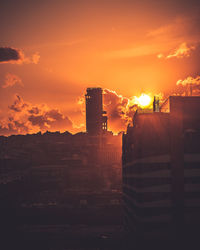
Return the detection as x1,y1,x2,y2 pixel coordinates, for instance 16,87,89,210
136,94,152,108
0,0,200,135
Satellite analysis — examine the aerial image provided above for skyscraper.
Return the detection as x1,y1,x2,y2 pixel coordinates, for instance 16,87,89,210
85,87,107,135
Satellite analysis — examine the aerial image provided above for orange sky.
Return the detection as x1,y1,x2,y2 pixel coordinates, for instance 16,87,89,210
0,0,200,135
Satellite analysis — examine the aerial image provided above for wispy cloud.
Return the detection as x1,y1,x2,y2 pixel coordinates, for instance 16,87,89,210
106,44,164,59
158,42,195,59
148,16,200,60
108,16,200,60
30,52,40,64
2,73,23,88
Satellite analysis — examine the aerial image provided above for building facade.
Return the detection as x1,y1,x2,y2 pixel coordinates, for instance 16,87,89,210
122,96,200,240
85,87,107,135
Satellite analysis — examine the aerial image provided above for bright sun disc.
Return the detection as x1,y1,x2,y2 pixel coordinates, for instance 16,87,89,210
137,94,151,107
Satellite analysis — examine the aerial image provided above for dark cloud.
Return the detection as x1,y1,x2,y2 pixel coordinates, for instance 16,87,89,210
28,109,73,131
0,47,21,62
28,115,47,129
28,107,40,114
0,116,29,136
0,47,40,64
8,95,28,112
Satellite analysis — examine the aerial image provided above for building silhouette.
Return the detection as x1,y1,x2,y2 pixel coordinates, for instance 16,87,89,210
85,88,107,135
122,96,200,240
0,87,122,215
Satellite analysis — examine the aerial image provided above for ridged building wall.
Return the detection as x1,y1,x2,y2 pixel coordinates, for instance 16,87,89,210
122,96,200,240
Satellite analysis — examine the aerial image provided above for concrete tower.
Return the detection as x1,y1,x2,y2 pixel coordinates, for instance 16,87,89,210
85,87,107,135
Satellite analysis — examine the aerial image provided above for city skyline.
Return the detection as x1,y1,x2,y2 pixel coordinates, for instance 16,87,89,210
1,0,200,135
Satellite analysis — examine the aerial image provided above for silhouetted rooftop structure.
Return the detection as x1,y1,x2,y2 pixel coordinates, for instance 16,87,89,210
123,96,200,241
85,88,107,135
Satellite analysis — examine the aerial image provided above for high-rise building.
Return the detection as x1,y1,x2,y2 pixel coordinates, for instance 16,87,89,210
85,87,107,135
122,96,200,240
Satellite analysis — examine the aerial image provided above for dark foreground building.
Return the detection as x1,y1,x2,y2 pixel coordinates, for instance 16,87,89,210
122,96,200,240
0,87,123,250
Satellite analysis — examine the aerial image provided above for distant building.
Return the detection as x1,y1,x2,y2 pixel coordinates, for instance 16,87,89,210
85,87,107,135
122,96,200,240
0,87,122,209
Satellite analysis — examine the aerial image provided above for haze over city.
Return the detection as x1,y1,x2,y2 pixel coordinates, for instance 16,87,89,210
1,0,200,135
2,1,200,249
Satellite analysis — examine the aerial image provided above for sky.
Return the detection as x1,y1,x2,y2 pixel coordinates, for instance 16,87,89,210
1,0,200,135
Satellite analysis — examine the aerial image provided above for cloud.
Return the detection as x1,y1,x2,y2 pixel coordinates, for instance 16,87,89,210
9,95,28,112
158,42,195,59
163,76,200,97
31,52,40,64
167,43,195,59
106,44,163,59
148,16,200,60
147,16,200,42
147,17,189,39
176,76,200,86
0,119,29,136
28,108,73,131
157,53,164,59
77,89,133,132
0,95,73,136
176,75,200,96
105,15,200,60
28,107,40,114
17,50,40,65
77,89,156,133
103,89,144,132
2,73,23,88
107,16,200,60
103,90,166,133
0,47,21,62
0,47,40,64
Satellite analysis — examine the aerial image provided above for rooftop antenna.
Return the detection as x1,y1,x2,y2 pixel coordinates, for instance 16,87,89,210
153,96,160,112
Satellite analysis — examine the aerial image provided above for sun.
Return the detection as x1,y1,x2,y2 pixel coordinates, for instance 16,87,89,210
137,94,152,108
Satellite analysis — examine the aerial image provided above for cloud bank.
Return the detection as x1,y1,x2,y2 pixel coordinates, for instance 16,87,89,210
0,95,73,136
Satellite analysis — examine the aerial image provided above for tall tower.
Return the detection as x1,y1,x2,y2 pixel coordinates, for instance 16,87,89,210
85,87,107,135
